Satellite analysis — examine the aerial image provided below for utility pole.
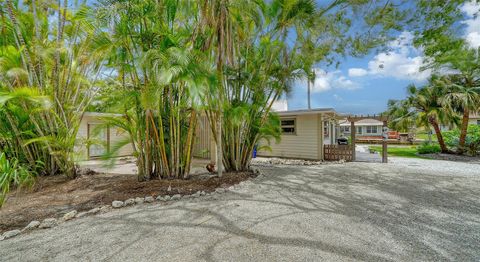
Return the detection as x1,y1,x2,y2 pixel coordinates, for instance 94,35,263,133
307,77,311,109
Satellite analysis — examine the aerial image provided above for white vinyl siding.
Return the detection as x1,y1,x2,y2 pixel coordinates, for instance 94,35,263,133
77,114,134,160
259,114,320,160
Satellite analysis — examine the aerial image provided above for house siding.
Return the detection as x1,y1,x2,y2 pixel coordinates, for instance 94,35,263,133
76,114,134,160
258,114,320,160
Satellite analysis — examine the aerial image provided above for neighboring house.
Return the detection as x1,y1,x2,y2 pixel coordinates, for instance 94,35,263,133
440,113,480,131
257,108,340,160
469,113,480,125
76,112,134,160
338,118,384,139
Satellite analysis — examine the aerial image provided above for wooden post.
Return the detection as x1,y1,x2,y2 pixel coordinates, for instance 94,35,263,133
351,120,356,161
382,120,388,163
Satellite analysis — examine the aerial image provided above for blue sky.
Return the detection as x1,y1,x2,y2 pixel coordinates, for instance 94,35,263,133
285,1,480,115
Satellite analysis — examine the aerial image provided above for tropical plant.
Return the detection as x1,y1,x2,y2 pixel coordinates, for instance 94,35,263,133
94,0,213,180
385,78,456,153
198,0,407,172
414,0,480,154
417,142,441,155
0,0,105,177
443,125,480,156
0,152,36,207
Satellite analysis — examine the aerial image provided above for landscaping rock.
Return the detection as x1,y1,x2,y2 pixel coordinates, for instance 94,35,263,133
156,195,164,201
2,230,21,239
192,191,201,198
88,207,101,214
76,212,88,218
215,188,226,194
39,218,58,229
63,210,77,221
76,207,100,218
164,195,172,201
23,221,41,231
144,196,154,203
134,197,144,204
227,186,234,191
112,201,124,208
0,235,4,241
182,195,191,199
200,191,206,196
99,205,111,213
125,198,135,206
171,194,181,200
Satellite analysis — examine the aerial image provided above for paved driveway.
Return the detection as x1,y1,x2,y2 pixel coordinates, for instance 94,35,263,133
1,160,479,261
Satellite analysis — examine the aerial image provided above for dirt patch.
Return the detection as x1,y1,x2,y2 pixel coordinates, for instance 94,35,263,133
0,171,255,233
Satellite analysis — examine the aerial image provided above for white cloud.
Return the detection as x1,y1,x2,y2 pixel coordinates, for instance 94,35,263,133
348,68,368,77
309,69,360,93
367,52,431,81
461,1,480,48
345,32,431,82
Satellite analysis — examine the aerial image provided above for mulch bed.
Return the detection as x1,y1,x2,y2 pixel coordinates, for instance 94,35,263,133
422,153,480,163
0,171,255,233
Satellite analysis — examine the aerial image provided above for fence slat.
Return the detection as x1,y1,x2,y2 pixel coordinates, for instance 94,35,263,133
324,145,353,161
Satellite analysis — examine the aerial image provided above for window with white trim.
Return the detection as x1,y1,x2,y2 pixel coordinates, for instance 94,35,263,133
340,126,350,133
366,126,378,134
281,119,296,134
356,126,362,134
324,121,329,136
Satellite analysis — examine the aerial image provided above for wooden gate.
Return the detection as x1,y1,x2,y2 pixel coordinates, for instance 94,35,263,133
324,145,354,161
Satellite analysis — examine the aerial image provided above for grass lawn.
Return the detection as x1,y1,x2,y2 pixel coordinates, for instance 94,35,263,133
416,133,437,141
368,145,430,159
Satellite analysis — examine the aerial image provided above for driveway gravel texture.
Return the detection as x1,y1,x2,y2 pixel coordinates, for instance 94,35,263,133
1,158,479,261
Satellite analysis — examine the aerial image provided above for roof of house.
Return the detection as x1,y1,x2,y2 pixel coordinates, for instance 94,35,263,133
339,118,384,126
276,108,337,116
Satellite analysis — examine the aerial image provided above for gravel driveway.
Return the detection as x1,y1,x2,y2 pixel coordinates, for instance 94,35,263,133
1,159,479,261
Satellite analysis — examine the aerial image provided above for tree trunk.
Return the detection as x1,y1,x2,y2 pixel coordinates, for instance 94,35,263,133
457,109,469,155
217,112,223,177
430,117,449,154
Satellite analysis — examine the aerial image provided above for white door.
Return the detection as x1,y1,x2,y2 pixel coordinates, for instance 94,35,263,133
88,124,107,158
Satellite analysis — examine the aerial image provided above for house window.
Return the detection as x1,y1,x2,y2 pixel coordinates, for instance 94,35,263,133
356,126,362,134
340,126,350,133
366,126,378,134
281,119,296,134
477,120,480,125
324,121,329,136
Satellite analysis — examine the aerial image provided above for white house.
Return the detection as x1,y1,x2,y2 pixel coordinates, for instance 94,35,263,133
338,118,384,139
257,108,340,160
77,107,342,162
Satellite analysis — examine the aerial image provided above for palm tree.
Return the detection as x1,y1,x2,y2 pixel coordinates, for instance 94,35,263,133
439,74,480,154
95,0,213,181
403,81,455,153
0,1,105,177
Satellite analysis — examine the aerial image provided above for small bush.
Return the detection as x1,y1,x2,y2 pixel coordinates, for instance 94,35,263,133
442,125,480,156
0,153,36,207
417,143,441,154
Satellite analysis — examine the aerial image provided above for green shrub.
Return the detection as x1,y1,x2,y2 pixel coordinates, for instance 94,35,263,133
442,125,480,156
417,143,441,154
0,153,36,207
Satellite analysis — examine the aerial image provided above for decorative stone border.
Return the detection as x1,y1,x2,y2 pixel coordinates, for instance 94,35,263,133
0,168,265,241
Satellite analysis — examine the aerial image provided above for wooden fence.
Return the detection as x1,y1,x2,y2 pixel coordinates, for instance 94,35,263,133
324,145,354,161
